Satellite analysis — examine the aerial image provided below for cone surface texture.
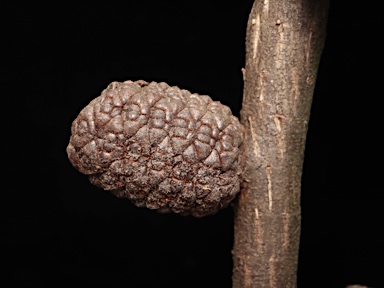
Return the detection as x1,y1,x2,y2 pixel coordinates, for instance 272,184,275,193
67,80,243,217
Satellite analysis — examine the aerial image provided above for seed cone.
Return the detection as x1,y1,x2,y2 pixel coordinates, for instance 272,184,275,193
67,80,243,217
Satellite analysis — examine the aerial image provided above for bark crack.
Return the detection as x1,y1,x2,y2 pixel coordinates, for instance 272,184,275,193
252,14,261,60
266,165,272,212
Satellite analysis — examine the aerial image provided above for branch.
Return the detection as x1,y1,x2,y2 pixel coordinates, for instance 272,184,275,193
233,1,329,287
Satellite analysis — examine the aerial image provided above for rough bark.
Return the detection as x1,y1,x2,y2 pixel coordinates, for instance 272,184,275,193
233,1,329,287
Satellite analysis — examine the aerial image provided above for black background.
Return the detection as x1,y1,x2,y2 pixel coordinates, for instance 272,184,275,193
2,1,383,287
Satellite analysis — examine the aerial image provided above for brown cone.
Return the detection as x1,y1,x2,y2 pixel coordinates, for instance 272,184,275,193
67,80,243,217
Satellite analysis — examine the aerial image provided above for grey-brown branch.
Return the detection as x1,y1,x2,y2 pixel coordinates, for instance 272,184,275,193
67,80,244,217
232,0,329,287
